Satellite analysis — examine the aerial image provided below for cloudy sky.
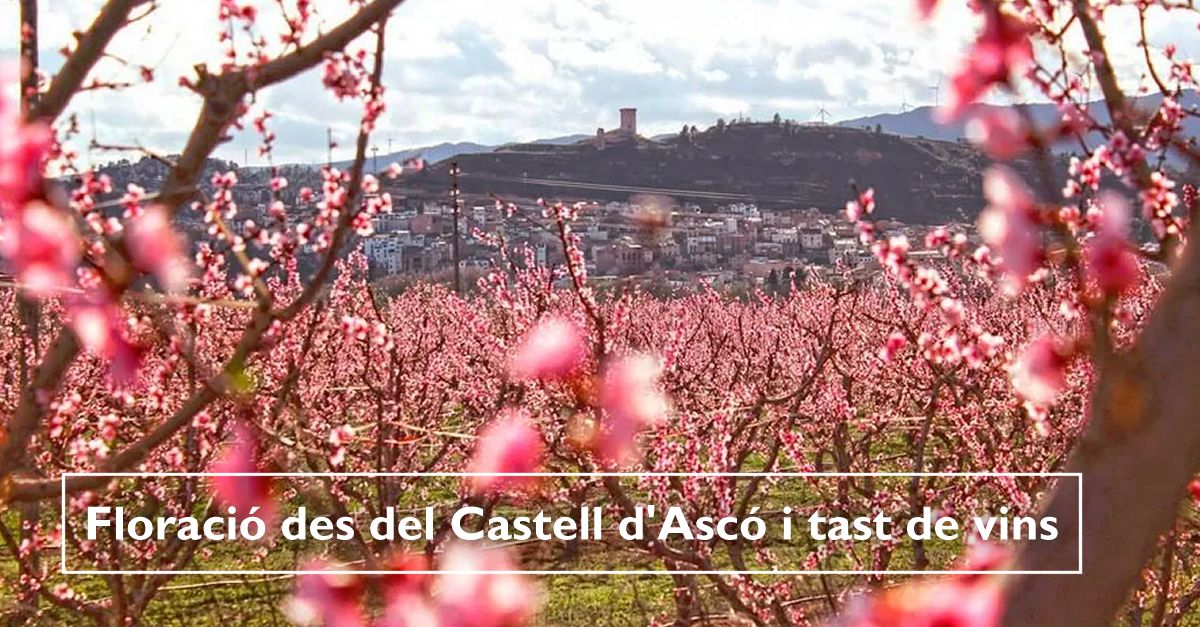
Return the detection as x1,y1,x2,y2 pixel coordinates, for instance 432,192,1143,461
2,0,1193,164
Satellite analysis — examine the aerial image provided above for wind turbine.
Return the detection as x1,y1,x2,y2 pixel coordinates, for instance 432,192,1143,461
815,107,832,125
929,79,942,108
326,127,334,167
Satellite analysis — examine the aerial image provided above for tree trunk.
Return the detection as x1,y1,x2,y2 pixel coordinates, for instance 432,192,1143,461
1004,234,1200,625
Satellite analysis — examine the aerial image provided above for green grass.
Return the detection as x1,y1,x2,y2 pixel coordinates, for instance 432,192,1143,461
1,472,974,625
1,469,1192,625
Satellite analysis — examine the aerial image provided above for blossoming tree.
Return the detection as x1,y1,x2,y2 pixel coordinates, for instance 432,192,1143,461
5,0,1200,626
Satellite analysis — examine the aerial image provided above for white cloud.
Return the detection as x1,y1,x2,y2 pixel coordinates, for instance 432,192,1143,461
4,0,1193,164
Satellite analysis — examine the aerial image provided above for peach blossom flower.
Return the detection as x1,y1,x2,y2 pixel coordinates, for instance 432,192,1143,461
508,316,586,381
978,167,1041,294
1011,336,1069,406
470,408,545,495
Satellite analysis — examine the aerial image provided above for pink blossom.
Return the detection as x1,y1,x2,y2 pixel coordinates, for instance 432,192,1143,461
0,199,80,295
873,236,910,274
966,108,1027,160
470,408,545,495
845,188,875,222
435,544,536,627
379,554,437,627
939,5,1032,121
120,184,146,217
940,297,965,325
219,0,259,24
382,552,432,599
328,424,355,447
978,167,1041,294
833,545,1005,627
924,226,950,250
508,316,586,381
248,257,269,276
1011,336,1069,406
125,206,191,293
70,297,141,384
49,583,77,602
209,423,276,524
1140,171,1179,239
836,579,1000,627
283,564,366,627
596,354,668,465
384,157,425,179
328,424,355,467
97,413,120,441
341,315,370,341
1083,192,1138,296
0,94,52,209
915,0,939,21
879,331,908,362
958,542,1009,572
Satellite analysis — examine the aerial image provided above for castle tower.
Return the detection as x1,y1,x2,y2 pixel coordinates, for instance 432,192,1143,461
619,108,637,135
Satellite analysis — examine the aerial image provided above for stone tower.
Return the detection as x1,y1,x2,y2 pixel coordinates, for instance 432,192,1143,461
619,108,637,135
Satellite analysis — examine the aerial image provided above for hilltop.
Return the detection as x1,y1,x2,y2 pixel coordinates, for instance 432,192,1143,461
402,121,1016,223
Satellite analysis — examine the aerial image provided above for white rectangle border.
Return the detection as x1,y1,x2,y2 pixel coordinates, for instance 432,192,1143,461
61,471,1083,576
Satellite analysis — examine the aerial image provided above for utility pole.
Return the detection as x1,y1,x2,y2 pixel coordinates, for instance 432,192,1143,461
449,161,462,295
326,127,333,167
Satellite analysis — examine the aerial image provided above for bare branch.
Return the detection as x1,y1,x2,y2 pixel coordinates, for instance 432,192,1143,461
29,0,147,123
251,0,405,90
2,0,407,497
1003,10,1200,626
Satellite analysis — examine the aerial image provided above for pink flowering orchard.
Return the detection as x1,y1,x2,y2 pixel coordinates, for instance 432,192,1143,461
3,0,1200,625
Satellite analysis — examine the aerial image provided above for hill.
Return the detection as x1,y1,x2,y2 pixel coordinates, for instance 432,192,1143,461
404,122,1020,223
332,141,493,170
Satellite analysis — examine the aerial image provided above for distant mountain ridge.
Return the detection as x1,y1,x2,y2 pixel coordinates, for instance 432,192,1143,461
838,91,1200,153
325,134,591,171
